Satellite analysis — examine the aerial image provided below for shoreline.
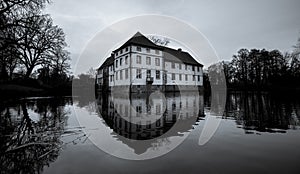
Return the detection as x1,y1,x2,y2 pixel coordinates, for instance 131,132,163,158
0,84,72,100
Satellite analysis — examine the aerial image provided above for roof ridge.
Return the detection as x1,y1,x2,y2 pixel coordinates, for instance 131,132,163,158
114,31,162,52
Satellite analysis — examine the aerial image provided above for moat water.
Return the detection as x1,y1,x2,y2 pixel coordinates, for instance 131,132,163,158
1,91,300,174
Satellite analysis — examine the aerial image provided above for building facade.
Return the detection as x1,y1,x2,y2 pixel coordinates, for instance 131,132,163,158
97,91,204,141
96,32,203,93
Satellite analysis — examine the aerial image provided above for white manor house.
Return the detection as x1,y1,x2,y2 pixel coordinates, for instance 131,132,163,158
96,32,203,93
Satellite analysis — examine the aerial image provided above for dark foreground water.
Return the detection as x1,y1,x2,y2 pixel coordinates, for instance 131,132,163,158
1,92,300,174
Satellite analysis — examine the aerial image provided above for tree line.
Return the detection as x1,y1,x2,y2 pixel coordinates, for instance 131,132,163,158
207,38,300,91
0,0,71,89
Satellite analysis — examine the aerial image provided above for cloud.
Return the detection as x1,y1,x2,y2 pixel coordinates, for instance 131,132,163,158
45,0,300,73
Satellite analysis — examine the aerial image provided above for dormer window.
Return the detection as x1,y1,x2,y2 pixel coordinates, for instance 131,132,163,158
171,62,175,69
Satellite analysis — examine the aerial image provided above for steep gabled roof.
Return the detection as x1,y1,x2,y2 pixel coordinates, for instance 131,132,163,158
115,32,162,52
99,32,203,69
99,56,114,69
162,47,203,66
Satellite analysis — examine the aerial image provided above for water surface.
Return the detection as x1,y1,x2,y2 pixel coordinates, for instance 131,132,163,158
1,92,300,174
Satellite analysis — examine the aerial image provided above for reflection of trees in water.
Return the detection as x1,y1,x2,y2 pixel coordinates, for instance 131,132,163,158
0,98,72,174
224,92,300,133
74,94,98,114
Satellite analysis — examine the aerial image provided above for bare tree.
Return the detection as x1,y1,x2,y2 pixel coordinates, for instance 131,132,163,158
148,35,170,46
0,0,55,80
0,0,45,13
15,14,69,78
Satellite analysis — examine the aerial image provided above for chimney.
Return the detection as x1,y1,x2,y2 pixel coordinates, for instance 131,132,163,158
178,48,182,52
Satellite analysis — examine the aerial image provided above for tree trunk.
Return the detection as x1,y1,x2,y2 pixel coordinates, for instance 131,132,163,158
0,63,9,81
24,65,34,79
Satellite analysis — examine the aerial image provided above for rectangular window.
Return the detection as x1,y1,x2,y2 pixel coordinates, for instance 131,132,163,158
120,49,123,54
125,105,128,115
172,102,176,110
156,120,161,127
172,62,175,69
116,71,118,80
136,69,142,79
146,121,151,129
156,70,160,79
137,46,141,52
136,106,142,117
120,58,122,66
155,50,159,54
146,57,151,65
198,75,200,81
179,64,182,70
197,66,200,72
116,60,118,68
136,55,141,64
125,47,129,52
192,65,195,71
125,69,128,79
136,106,142,113
185,64,187,70
116,52,118,56
147,70,151,77
120,70,123,80
172,73,175,80
156,104,161,115
179,74,182,81
185,74,188,81
119,118,122,127
193,75,195,81
120,104,123,112
155,58,160,66
125,56,128,65
146,48,150,53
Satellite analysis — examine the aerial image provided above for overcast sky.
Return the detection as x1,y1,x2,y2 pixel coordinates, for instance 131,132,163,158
45,0,300,74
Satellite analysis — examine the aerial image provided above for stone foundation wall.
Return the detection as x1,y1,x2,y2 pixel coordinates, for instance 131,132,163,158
101,85,204,94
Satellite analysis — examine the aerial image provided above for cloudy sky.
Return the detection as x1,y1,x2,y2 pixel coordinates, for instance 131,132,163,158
45,0,300,74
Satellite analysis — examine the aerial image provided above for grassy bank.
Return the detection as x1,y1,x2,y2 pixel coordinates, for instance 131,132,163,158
0,83,72,99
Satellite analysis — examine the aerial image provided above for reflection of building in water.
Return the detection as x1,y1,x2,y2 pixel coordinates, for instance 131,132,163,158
96,32,203,93
97,92,204,154
97,92,204,140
